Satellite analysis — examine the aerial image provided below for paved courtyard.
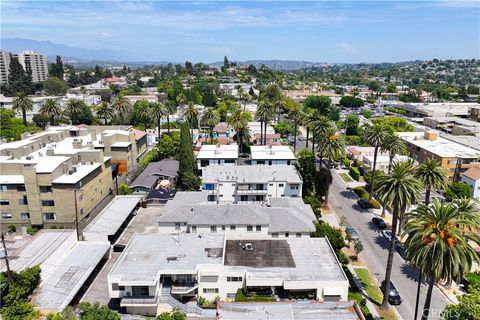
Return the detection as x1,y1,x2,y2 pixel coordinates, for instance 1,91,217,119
80,206,164,305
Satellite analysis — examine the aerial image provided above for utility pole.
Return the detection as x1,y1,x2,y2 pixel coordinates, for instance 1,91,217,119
73,189,81,241
1,233,12,285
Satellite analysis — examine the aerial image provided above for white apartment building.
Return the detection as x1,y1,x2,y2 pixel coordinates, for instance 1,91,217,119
158,192,316,238
108,233,348,316
196,144,238,175
362,155,412,172
250,145,296,165
248,122,275,136
0,50,49,84
202,165,302,203
461,168,480,200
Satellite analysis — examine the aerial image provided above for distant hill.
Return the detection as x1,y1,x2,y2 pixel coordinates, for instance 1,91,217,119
209,60,331,70
0,38,135,62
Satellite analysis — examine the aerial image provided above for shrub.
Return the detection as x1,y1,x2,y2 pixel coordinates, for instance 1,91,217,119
368,199,381,209
349,167,360,181
26,227,38,235
8,225,16,233
303,196,322,218
465,272,480,290
342,159,351,167
198,296,219,309
311,222,345,255
353,186,369,199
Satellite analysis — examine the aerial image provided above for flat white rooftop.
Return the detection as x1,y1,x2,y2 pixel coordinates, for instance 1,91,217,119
363,155,410,163
251,145,295,160
217,301,361,320
52,163,101,184
0,174,24,184
196,144,239,159
397,132,480,159
202,165,302,183
83,195,142,236
109,233,224,282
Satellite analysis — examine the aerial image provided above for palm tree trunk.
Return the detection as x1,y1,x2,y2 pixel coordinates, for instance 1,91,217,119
260,120,263,146
157,118,161,143
368,145,379,201
22,110,27,127
210,127,213,144
381,156,394,217
414,271,423,320
263,121,267,145
305,127,309,149
293,121,298,154
104,117,108,125
311,133,315,153
421,276,435,320
50,116,55,126
425,186,431,206
381,201,399,310
167,116,170,135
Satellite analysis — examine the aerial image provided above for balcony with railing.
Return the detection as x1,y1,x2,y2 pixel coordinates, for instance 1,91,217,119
235,188,268,194
120,295,159,307
171,281,199,295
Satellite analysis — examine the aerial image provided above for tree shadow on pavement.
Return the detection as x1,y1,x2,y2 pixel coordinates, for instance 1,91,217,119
340,190,356,200
400,263,423,283
374,235,390,250
367,221,382,233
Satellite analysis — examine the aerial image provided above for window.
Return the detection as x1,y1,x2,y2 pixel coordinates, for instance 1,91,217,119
290,185,299,190
21,212,30,220
16,185,26,192
42,200,55,206
175,223,181,230
272,233,279,238
230,225,236,230
80,208,84,215
227,293,236,299
191,226,197,233
227,277,243,282
256,225,261,232
2,213,12,219
39,185,53,193
207,195,215,202
0,185,7,192
296,233,302,238
247,225,253,232
269,183,273,186
285,232,289,238
211,225,217,232
119,286,125,291
279,183,284,187
43,212,56,220
204,183,214,191
221,225,226,231
0,200,9,205
203,288,219,294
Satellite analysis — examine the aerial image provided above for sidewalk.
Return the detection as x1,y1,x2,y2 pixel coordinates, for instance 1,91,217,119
347,265,382,320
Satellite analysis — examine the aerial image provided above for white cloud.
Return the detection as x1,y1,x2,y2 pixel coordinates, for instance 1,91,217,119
336,42,359,54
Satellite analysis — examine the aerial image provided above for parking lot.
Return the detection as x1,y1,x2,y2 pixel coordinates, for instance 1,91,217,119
81,206,164,305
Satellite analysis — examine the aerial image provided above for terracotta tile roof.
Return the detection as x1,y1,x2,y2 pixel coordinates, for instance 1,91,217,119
462,167,480,181
129,128,146,140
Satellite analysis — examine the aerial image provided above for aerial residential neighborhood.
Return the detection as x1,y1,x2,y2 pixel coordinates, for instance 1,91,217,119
1,1,479,320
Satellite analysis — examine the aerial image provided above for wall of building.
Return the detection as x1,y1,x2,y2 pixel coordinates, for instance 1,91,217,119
461,176,480,200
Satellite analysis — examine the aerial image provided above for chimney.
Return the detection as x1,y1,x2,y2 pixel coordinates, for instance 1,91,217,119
46,148,54,156
90,131,97,141
424,131,438,141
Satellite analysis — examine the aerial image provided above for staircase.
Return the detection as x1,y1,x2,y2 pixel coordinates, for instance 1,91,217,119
159,280,203,315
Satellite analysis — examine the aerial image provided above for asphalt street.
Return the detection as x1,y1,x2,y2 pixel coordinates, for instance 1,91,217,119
329,171,450,320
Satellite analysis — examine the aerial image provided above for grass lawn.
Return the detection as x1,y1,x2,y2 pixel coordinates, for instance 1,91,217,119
340,172,353,182
355,268,397,320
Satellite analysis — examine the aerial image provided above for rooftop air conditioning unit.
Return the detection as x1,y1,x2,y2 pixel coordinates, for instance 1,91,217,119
26,156,33,160
245,243,253,251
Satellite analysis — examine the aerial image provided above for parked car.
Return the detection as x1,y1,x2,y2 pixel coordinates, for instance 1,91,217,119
381,280,402,305
381,230,400,245
372,217,387,229
357,198,371,209
396,244,407,260
345,227,359,241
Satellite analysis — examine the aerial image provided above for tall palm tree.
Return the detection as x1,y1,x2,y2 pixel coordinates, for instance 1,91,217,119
176,92,187,119
310,113,333,154
112,96,131,124
39,98,61,126
255,100,274,145
150,102,167,142
403,199,480,320
201,107,220,143
288,101,303,154
228,109,249,154
64,99,84,123
412,157,449,319
239,90,250,111
365,124,390,201
351,87,360,98
375,160,423,310
317,127,345,166
12,92,33,126
379,133,406,217
136,100,151,130
96,102,114,125
184,102,198,138
301,109,312,149
164,100,176,135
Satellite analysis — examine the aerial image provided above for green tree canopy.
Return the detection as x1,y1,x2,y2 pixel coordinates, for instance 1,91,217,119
44,77,68,96
304,95,339,121
444,182,472,202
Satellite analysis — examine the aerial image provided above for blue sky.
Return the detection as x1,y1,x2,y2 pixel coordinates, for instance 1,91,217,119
1,1,479,62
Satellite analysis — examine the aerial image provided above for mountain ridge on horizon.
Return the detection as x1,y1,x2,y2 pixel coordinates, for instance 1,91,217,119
0,38,443,69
